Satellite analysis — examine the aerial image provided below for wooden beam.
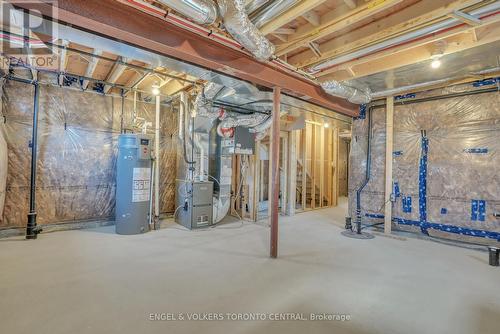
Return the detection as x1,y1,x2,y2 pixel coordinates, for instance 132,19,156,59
344,0,357,9
274,28,296,35
272,33,288,43
332,126,339,207
384,96,394,234
270,87,281,259
308,41,322,57
289,0,486,68
58,40,69,86
302,11,320,26
287,131,297,216
103,59,127,94
260,0,329,35
318,20,500,81
82,50,102,89
275,0,404,56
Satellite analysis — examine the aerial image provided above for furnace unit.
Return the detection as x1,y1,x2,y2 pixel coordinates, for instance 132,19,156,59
115,134,153,235
175,180,214,229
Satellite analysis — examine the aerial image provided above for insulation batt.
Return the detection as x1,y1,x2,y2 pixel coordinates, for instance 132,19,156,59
0,78,178,228
348,83,500,243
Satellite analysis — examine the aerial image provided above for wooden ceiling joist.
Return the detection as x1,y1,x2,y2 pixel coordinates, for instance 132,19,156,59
318,21,500,82
82,51,102,89
259,0,329,35
103,58,127,94
302,11,320,26
288,0,487,69
275,0,404,56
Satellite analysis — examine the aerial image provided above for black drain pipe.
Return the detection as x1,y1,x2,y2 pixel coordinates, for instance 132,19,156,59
354,105,373,234
26,80,42,239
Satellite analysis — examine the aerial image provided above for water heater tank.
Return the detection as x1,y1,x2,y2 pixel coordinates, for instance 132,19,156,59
115,134,153,235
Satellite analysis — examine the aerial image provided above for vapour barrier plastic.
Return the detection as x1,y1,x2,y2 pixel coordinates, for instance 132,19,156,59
0,77,177,228
0,82,7,219
349,84,500,242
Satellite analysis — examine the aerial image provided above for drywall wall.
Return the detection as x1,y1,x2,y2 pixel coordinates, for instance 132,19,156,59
0,79,178,228
349,82,500,243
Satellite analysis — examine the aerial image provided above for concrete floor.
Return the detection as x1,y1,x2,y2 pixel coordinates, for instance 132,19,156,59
1,199,499,334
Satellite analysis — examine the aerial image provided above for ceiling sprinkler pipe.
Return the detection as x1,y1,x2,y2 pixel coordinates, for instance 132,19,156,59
311,1,500,73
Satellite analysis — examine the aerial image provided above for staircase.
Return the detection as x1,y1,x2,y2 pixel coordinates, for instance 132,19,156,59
296,159,329,208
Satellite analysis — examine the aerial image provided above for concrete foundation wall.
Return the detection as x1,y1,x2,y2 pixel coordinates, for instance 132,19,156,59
349,83,500,242
0,79,178,228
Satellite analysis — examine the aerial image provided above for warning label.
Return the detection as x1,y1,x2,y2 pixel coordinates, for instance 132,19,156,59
132,168,151,203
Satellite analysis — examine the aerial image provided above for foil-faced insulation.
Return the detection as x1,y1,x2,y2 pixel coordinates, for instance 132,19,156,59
218,0,275,60
349,84,500,243
156,0,218,25
321,80,372,104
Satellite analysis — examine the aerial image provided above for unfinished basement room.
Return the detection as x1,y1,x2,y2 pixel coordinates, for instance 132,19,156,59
0,0,499,333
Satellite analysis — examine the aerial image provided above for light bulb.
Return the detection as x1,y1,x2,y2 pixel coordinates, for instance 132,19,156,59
324,123,330,128
431,59,441,69
152,83,160,96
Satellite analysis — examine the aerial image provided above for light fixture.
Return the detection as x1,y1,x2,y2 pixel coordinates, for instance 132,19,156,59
324,123,330,128
152,83,160,96
430,41,446,70
431,58,441,69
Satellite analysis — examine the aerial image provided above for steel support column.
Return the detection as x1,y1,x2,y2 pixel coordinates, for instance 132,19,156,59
26,82,41,239
270,87,281,258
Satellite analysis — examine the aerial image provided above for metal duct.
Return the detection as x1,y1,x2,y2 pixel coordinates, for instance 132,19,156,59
321,80,372,104
218,0,275,60
156,0,218,25
245,0,271,15
193,82,224,121
218,112,269,129
251,0,298,28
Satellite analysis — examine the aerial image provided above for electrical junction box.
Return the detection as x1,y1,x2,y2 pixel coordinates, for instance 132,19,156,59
175,180,214,229
223,126,255,155
115,134,153,235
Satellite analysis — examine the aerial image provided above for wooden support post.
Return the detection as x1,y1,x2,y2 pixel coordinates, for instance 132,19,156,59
319,126,325,207
332,127,339,207
301,129,307,210
270,87,281,258
385,96,394,234
287,131,297,216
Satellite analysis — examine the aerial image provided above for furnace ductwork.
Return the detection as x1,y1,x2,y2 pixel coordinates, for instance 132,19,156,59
321,80,372,104
218,0,275,61
157,0,275,60
251,0,298,28
156,0,218,25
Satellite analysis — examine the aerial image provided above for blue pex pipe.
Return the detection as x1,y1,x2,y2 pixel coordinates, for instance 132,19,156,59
418,135,429,235
364,214,500,241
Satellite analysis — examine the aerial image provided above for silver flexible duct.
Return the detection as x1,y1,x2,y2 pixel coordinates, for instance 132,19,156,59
218,0,275,60
321,80,372,104
156,0,218,25
193,82,224,121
